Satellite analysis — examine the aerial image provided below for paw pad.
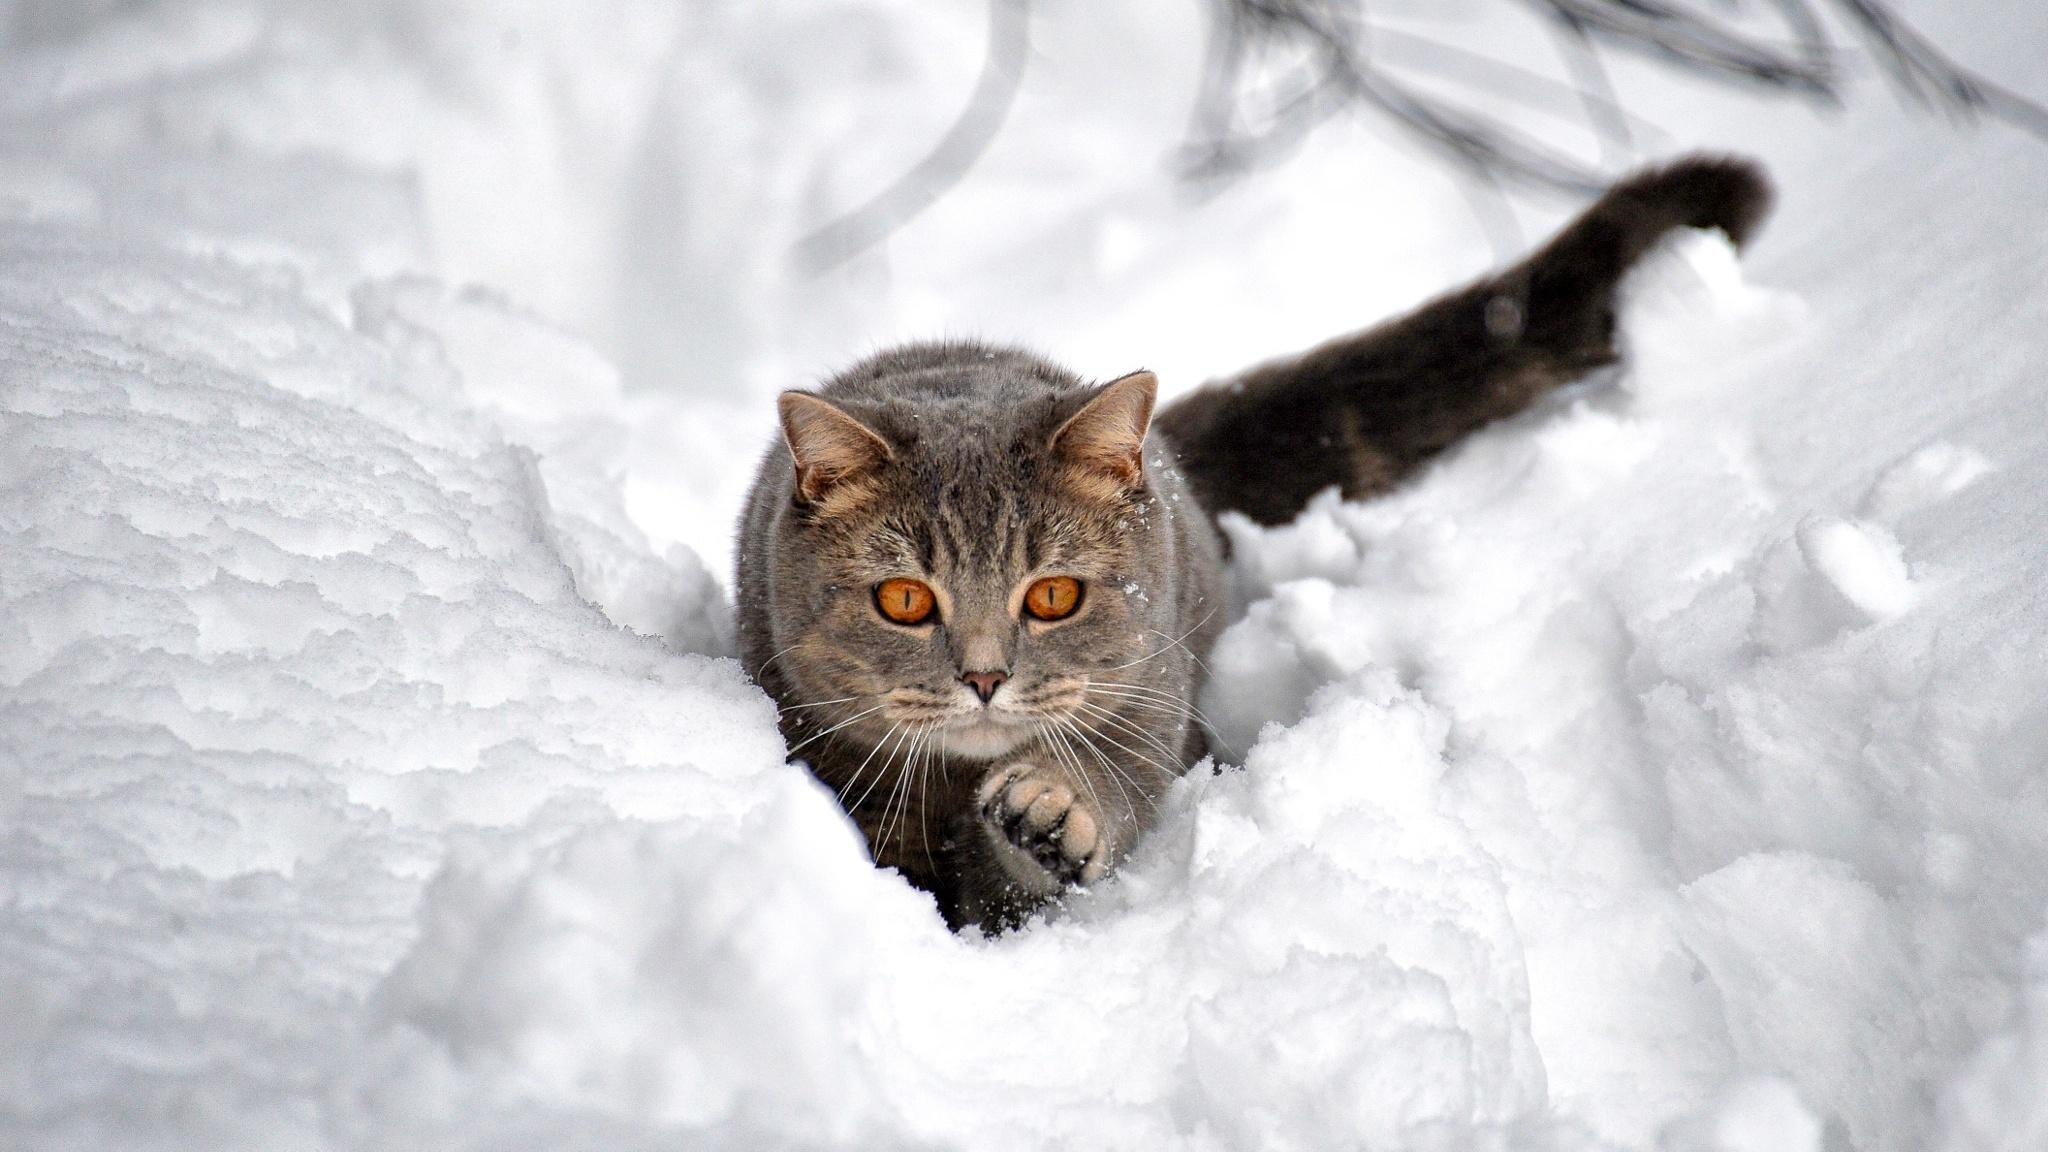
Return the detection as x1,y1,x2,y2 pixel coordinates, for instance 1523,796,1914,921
979,767,1108,887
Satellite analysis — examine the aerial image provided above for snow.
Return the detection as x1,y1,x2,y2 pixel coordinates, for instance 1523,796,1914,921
5,1,2048,1149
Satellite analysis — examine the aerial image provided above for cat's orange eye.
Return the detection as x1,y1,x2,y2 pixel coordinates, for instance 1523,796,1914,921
874,578,937,626
1023,576,1083,622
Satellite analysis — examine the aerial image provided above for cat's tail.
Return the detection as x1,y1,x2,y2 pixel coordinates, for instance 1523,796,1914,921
1153,154,1773,526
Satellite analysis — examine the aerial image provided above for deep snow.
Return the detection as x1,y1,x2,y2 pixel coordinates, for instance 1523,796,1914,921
4,2,2048,1150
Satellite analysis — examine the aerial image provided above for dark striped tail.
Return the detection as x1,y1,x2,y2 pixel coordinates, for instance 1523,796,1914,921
1155,155,1774,526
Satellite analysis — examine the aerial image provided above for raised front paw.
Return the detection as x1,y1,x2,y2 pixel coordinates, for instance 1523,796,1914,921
978,765,1108,889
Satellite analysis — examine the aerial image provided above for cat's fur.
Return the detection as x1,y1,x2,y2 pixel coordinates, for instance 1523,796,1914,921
736,155,1772,931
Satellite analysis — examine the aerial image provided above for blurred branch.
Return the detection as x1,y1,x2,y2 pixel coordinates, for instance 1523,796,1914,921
1766,0,1834,78
1181,0,2048,194
794,0,2045,269
1548,10,1634,166
1179,0,1616,192
1533,0,1832,91
794,0,1031,272
1832,0,2048,135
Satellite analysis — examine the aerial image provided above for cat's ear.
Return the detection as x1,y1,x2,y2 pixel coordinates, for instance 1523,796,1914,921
778,391,893,505
1050,370,1156,489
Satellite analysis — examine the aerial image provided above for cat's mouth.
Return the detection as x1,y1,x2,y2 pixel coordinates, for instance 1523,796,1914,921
881,682,1086,761
939,711,1033,760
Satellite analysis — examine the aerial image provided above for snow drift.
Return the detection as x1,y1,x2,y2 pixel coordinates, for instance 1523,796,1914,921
5,2,2048,1150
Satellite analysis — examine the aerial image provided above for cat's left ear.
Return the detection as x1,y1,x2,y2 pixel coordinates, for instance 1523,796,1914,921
778,391,893,506
1051,370,1156,488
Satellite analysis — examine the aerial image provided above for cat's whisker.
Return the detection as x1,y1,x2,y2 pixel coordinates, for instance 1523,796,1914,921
908,721,937,862
1147,627,1216,678
1083,694,1216,742
1066,707,1173,797
1067,695,1170,759
1085,677,1207,706
876,723,915,864
1098,644,1170,677
1098,606,1220,674
750,640,804,681
1051,715,1135,819
915,722,940,875
1062,716,1153,835
1083,726,1153,817
834,720,893,806
1036,720,1089,803
1083,683,1201,715
1034,719,1072,778
1073,699,1185,769
894,720,937,863
844,720,912,815
885,721,934,865
1034,721,1089,816
778,692,879,715
1086,680,1230,752
788,701,891,757
1049,720,1114,839
1084,686,1216,735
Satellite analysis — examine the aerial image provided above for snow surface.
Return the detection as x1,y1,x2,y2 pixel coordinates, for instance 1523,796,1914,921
5,2,2048,1149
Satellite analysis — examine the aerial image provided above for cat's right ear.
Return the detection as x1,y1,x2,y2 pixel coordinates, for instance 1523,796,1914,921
778,391,893,506
1050,370,1157,490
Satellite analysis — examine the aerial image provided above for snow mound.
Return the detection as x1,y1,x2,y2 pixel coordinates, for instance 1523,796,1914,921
0,227,776,1146
1201,228,2048,1149
371,669,1557,1147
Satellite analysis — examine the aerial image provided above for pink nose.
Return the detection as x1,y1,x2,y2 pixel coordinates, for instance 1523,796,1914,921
960,670,1008,703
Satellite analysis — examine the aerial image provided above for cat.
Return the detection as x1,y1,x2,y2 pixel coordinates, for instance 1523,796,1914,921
735,155,1772,931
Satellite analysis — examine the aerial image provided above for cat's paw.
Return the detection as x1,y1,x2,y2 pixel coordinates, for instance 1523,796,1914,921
978,765,1108,889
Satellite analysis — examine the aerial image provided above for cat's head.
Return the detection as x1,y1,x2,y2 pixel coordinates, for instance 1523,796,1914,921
761,368,1175,762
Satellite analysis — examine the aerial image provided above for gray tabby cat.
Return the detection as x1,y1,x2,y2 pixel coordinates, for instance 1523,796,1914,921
737,156,1772,931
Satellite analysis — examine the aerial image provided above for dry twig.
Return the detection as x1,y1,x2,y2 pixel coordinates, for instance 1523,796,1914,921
1182,0,2048,193
795,0,2045,268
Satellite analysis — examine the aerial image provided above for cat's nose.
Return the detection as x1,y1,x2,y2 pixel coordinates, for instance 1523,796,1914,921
960,669,1008,704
